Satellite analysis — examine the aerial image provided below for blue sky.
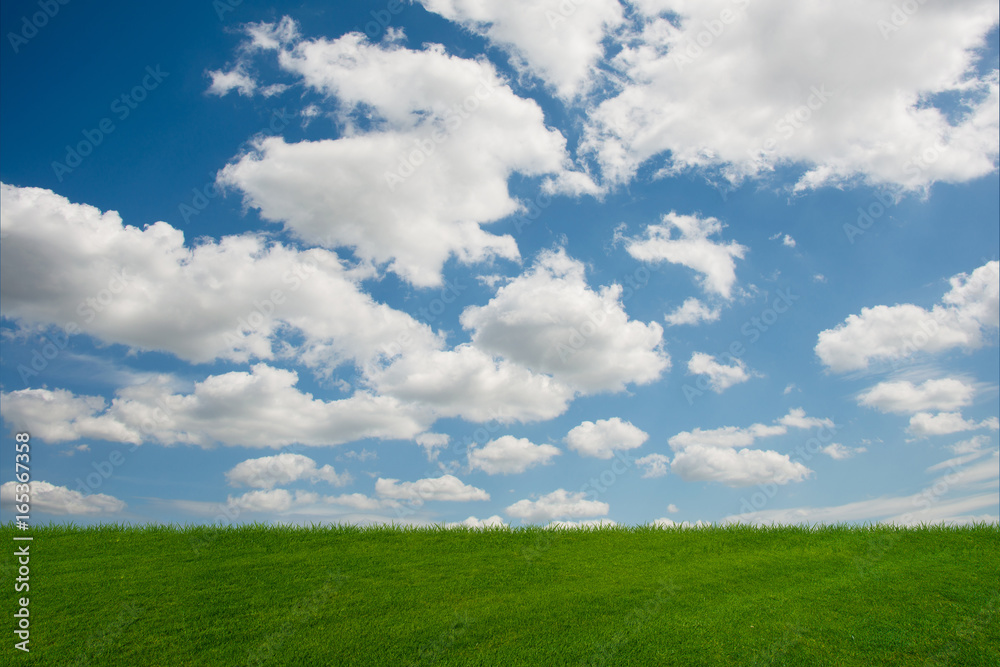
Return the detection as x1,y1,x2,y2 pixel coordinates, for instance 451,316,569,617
1,0,998,529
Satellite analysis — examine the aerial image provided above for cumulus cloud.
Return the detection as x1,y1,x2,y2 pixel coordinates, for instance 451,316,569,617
858,378,976,414
777,408,836,431
368,344,577,424
822,443,867,460
666,408,831,486
687,352,755,392
816,261,999,373
416,0,624,100
0,365,432,448
446,514,508,529
225,453,350,489
467,436,560,475
908,412,1000,438
546,519,617,529
565,417,649,459
670,445,811,487
625,212,747,299
375,474,490,503
636,453,671,478
582,0,999,191
228,488,307,513
415,432,450,460
664,297,721,327
505,488,609,523
950,435,992,455
217,22,592,287
322,493,401,512
0,481,125,515
650,518,710,529
0,184,438,369
206,66,257,96
460,249,669,392
218,488,404,516
724,451,1000,526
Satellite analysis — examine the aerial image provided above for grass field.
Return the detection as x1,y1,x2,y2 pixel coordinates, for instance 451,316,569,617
2,522,998,666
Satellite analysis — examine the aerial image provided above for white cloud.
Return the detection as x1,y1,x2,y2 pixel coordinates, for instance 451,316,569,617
0,365,432,448
505,488,609,523
565,417,649,459
217,23,591,287
908,412,1000,438
625,212,747,299
950,435,992,455
467,436,560,475
223,488,400,516
460,249,669,393
770,232,796,248
670,445,811,487
650,518,709,529
416,0,624,100
415,432,450,460
322,493,401,512
0,481,125,515
206,66,257,96
446,514,508,529
822,443,867,460
664,297,721,327
0,388,140,444
636,453,670,478
666,503,679,514
375,474,490,503
777,408,835,430
368,344,577,424
858,378,976,414
724,451,1000,526
687,352,755,392
582,0,999,191
225,453,350,489
668,418,790,451
666,408,831,486
816,261,999,373
0,184,439,369
546,519,617,529
229,488,302,513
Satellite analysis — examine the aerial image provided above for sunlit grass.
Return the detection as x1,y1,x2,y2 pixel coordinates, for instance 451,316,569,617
2,521,997,665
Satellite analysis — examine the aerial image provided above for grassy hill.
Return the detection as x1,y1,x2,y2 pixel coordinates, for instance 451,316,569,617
2,522,998,666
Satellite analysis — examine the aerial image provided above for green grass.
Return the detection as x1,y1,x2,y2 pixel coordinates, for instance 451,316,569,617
2,522,998,666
